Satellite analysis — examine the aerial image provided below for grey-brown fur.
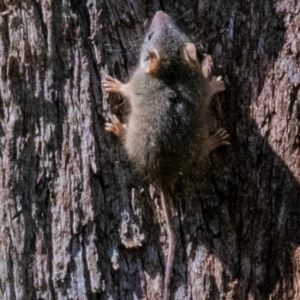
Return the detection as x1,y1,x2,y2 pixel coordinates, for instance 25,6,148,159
102,11,229,300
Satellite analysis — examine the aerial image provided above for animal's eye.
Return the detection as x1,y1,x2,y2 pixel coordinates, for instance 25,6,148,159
148,32,154,41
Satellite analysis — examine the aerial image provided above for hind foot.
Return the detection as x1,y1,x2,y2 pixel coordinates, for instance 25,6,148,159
198,128,230,159
211,128,230,147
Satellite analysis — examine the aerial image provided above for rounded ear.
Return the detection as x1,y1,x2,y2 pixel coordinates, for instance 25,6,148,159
145,48,160,75
184,43,197,62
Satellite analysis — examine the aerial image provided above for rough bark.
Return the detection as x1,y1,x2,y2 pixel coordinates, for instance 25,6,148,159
0,0,299,299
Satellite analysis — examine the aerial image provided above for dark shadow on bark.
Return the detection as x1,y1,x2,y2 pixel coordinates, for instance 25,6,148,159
173,2,296,299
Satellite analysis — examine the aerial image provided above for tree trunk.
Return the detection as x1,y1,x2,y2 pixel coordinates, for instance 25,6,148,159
0,0,299,299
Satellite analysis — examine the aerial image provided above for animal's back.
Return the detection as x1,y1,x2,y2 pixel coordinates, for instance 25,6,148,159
125,70,206,184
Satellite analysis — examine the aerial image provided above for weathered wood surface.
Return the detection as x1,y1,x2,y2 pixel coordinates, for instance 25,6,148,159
0,0,299,299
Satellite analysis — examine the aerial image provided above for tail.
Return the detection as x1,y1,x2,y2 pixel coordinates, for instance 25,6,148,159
160,189,177,300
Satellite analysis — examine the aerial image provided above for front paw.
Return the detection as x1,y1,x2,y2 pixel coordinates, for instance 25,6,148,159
105,114,126,138
201,54,214,78
102,75,123,94
209,76,226,96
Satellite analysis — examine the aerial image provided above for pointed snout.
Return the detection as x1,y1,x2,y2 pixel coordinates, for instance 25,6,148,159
148,11,171,32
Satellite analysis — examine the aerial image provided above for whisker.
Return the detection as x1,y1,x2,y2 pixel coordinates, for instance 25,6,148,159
172,8,193,23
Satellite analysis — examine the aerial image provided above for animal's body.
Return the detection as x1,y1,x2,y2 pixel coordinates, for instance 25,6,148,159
102,11,229,300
